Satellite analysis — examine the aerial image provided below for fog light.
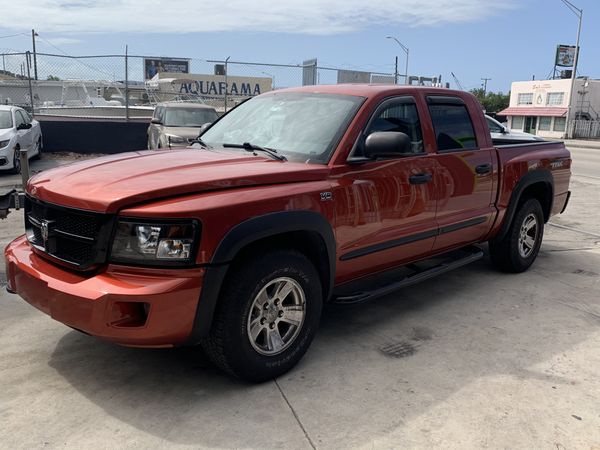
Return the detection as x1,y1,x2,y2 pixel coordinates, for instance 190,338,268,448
109,301,150,328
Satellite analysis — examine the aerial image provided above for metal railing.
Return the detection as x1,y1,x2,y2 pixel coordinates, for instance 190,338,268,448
0,52,396,119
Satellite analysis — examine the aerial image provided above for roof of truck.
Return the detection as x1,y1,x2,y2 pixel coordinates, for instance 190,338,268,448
272,84,463,98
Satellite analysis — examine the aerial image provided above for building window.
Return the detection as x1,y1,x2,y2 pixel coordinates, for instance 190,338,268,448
553,117,566,132
518,93,533,105
547,92,565,105
512,116,524,130
539,117,552,131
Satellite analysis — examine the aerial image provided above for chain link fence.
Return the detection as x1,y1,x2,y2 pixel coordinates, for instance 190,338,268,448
0,52,396,119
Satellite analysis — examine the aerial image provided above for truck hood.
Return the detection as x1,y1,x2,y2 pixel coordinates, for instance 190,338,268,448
27,149,329,212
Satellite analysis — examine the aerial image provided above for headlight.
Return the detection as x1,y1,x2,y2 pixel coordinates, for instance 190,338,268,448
0,139,11,148
166,134,186,145
110,220,199,265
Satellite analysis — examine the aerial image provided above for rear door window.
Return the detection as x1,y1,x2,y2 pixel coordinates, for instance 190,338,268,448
427,96,478,151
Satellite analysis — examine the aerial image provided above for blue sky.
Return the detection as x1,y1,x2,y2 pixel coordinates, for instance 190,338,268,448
0,0,598,93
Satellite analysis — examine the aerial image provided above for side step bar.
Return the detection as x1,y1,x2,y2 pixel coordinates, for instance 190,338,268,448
332,246,484,305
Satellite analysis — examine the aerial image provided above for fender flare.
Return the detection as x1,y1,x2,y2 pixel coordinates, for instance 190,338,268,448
184,210,336,344
494,169,554,242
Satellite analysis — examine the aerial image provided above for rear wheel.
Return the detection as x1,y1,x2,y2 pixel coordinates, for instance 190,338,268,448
202,250,322,382
489,198,544,273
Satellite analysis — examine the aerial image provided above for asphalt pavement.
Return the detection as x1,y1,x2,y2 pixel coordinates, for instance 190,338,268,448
0,148,599,449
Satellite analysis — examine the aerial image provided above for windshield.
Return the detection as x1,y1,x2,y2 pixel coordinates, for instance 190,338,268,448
200,92,364,164
0,111,12,129
164,108,218,127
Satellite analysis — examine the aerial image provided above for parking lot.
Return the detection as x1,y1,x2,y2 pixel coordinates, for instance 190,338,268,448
0,146,599,449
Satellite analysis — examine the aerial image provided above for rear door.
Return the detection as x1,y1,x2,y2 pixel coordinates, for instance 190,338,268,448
424,95,495,252
334,95,438,282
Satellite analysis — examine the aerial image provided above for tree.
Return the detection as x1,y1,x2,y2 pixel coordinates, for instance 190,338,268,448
470,88,510,114
47,75,61,81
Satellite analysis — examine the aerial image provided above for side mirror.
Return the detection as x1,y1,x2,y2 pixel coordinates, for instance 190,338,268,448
198,122,212,136
364,131,412,159
150,117,162,125
17,123,32,130
501,126,509,134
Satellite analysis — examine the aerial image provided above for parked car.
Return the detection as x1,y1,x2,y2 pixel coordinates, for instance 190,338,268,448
147,102,218,149
6,85,571,382
0,105,42,173
486,114,544,143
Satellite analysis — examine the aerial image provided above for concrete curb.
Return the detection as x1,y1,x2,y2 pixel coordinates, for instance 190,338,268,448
564,140,600,150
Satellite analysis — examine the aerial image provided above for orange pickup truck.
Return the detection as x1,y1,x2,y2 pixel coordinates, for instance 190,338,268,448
5,85,571,381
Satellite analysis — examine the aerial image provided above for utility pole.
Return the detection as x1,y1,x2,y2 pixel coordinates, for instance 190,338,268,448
560,0,583,139
31,29,38,80
481,78,491,95
394,56,398,84
224,56,230,112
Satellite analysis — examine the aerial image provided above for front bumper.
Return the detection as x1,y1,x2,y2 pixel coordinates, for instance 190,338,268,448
5,235,204,347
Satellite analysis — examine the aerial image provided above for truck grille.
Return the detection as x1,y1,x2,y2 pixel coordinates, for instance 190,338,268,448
25,196,114,270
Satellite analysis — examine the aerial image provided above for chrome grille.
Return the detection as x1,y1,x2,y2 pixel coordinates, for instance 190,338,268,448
25,196,114,269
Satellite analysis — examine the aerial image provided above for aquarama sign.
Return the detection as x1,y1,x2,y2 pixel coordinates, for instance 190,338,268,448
156,73,272,98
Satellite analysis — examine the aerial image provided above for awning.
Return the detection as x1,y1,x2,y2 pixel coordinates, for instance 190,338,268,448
497,107,568,117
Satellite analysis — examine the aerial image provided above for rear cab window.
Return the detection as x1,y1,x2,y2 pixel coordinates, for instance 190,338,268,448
427,96,478,152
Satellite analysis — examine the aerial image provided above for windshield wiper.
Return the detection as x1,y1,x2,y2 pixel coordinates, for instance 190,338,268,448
223,142,287,161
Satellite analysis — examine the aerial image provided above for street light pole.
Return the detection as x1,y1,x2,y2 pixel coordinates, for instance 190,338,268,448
31,29,38,80
560,0,583,139
386,36,409,85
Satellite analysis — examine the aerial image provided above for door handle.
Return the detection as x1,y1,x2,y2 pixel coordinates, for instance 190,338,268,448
475,164,492,175
409,173,432,185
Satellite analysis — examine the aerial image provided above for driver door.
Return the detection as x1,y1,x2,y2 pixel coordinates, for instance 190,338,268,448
334,96,438,283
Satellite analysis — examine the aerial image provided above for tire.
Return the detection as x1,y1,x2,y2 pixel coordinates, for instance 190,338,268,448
10,146,21,174
489,198,544,273
202,249,323,382
31,138,42,160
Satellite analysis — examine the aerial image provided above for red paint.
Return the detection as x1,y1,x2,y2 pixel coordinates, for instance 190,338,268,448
6,85,572,347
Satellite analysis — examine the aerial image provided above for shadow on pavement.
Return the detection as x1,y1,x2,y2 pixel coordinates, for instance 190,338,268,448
47,246,600,448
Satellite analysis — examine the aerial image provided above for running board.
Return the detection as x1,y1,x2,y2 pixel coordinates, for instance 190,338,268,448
332,246,484,305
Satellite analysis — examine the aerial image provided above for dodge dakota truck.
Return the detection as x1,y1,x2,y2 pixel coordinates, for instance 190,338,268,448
5,85,571,382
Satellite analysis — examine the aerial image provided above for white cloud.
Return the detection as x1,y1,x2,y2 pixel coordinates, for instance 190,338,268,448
43,37,83,46
0,0,515,35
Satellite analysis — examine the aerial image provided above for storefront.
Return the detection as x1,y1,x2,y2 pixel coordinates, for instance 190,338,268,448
499,78,600,139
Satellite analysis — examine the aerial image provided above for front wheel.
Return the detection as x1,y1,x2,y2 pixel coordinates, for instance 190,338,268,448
10,147,21,174
489,198,544,273
202,250,322,382
31,138,42,160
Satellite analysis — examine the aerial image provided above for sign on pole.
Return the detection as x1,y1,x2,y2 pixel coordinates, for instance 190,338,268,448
144,58,190,80
555,45,577,67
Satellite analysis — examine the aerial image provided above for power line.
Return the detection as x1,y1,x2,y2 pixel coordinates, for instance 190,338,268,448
0,32,29,39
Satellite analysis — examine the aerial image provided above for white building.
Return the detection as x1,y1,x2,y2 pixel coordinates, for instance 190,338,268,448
499,78,600,139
